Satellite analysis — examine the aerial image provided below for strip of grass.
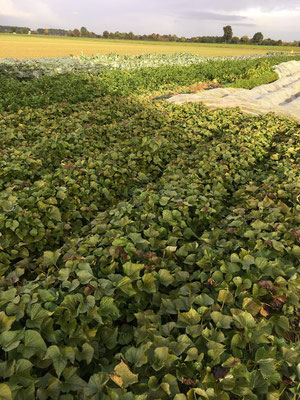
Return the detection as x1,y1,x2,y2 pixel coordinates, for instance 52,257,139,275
1,33,300,59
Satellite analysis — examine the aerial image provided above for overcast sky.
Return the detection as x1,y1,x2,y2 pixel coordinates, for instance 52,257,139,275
0,0,299,41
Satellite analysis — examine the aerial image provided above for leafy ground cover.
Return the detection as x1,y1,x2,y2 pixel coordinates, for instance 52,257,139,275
0,57,299,399
1,55,300,113
1,53,300,81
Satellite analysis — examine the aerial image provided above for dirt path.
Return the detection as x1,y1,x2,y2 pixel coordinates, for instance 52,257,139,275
167,60,300,122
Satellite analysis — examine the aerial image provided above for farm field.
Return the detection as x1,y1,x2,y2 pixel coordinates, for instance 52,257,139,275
0,55,300,399
0,34,300,59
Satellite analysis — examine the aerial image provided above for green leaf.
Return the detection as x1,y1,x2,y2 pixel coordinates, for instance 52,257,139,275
242,255,255,267
49,206,61,221
174,395,187,400
178,308,201,325
281,346,299,366
0,361,15,379
0,312,16,333
99,297,120,318
218,290,234,304
139,273,156,293
81,343,94,365
123,262,144,280
184,347,198,362
191,389,208,399
0,384,12,400
255,257,268,270
159,196,170,206
125,345,149,368
128,233,146,245
292,245,300,258
0,330,24,352
194,293,214,306
0,289,17,308
207,341,226,359
258,358,281,384
0,200,14,212
10,220,19,231
77,270,94,284
153,347,177,371
211,311,233,329
165,246,177,253
63,347,76,364
38,289,56,302
162,210,175,224
116,276,136,297
231,309,256,329
22,330,47,358
230,253,240,263
271,240,284,252
276,316,289,332
100,326,118,350
251,220,268,230
44,345,67,378
158,269,175,287
266,393,280,400
84,373,109,396
42,250,61,266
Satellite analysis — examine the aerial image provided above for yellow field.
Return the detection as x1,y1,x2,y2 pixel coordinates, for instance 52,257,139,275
0,34,299,59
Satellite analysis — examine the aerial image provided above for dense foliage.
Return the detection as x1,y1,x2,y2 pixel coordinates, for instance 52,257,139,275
1,55,300,114
1,53,300,81
0,56,299,399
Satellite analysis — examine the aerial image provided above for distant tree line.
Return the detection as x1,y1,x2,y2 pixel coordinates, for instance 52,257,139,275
0,25,30,34
0,24,299,47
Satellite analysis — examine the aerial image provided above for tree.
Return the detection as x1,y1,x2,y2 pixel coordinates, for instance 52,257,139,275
223,26,233,43
18,27,29,34
103,30,109,38
252,32,264,44
80,26,89,37
231,36,239,44
240,35,250,44
73,29,80,37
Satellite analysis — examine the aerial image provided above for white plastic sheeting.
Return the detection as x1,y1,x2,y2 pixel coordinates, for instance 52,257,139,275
167,61,300,122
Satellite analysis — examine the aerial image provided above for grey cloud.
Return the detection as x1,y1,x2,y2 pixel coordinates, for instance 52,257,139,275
0,0,298,41
171,11,247,22
231,23,257,27
169,0,300,13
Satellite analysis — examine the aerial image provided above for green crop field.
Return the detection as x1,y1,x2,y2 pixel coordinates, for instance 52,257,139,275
0,53,300,399
0,34,300,59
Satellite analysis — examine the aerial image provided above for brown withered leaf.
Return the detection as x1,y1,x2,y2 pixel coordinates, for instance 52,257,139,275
258,280,273,290
181,377,196,387
260,303,272,318
212,365,229,380
271,296,287,311
205,278,216,287
282,376,294,385
83,285,95,296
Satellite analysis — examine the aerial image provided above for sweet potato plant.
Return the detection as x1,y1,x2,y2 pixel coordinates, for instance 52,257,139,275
0,58,299,400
